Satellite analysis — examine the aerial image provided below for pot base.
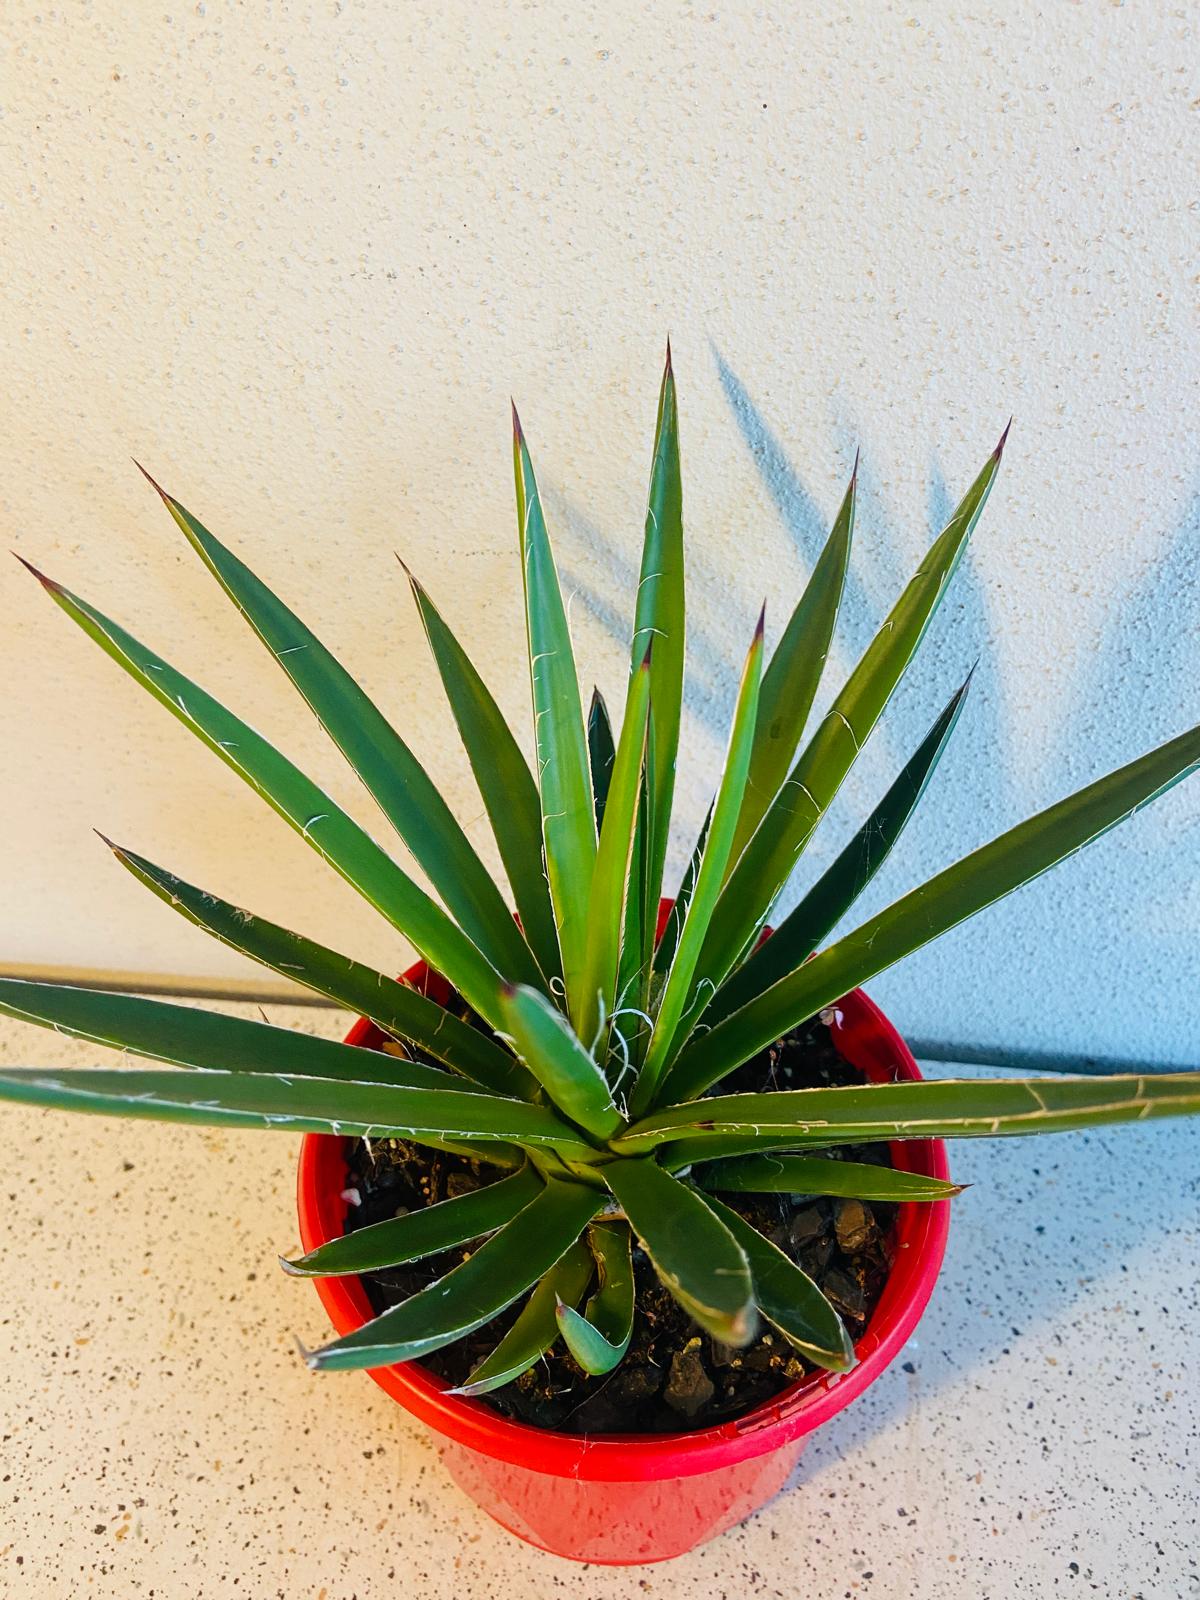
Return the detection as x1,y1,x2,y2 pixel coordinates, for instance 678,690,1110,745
438,1432,805,1564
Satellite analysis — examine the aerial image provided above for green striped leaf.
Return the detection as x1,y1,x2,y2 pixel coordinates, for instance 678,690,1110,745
631,612,765,1113
0,976,461,1091
406,565,561,984
588,688,616,833
19,560,509,1032
105,841,534,1099
703,671,972,1030
631,344,686,942
497,984,621,1141
611,721,659,1075
616,1074,1200,1166
555,1219,635,1374
512,410,597,1023
282,1165,544,1276
602,1157,756,1344
673,716,1200,1099
730,463,855,861
577,651,652,1052
146,477,543,990
454,1241,595,1395
699,434,1007,996
704,1193,853,1370
697,1153,964,1202
0,1067,598,1158
307,1177,602,1371
654,805,712,979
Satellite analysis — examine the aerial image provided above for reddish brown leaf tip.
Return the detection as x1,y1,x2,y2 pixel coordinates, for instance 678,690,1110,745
12,551,62,592
510,400,525,445
589,685,607,713
132,458,172,503
850,446,860,486
664,335,674,376
394,552,418,587
639,637,655,670
993,417,1013,460
499,980,519,1000
753,602,766,640
92,828,119,851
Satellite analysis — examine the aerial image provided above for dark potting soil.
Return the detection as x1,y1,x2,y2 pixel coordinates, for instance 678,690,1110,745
341,1017,897,1436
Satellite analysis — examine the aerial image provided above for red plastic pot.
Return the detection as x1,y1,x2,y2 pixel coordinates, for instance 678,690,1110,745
296,939,950,1564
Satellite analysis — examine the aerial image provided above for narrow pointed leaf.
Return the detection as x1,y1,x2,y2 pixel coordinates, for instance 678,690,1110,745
588,688,616,833
700,436,1007,993
0,976,464,1091
697,1153,964,1202
512,412,597,1020
673,717,1200,1098
454,1242,594,1395
150,483,543,989
730,466,855,861
0,1067,599,1157
631,345,686,936
654,804,712,978
611,717,660,1076
602,1157,756,1344
704,1193,853,1370
21,564,509,1032
556,1219,634,1374
577,653,652,1050
307,1177,602,1370
497,983,621,1140
107,842,535,1099
616,1074,1200,1164
407,567,560,984
705,671,972,1029
282,1165,544,1276
632,614,765,1112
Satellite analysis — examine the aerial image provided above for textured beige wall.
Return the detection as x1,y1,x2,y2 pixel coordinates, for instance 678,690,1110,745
2,3,1197,1064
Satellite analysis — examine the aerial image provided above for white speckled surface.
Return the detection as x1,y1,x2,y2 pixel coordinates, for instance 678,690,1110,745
2,3,1200,1068
0,999,1195,1595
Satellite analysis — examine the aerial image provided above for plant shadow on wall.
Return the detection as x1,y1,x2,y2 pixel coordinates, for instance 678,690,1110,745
557,350,1200,1072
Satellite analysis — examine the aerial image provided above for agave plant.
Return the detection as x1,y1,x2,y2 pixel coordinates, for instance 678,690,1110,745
4,347,1200,1391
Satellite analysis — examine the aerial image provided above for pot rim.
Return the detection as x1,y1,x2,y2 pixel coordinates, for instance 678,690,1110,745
296,980,950,1482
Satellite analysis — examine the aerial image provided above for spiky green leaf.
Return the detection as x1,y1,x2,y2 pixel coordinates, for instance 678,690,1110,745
0,977,461,1091
632,613,765,1112
555,1219,635,1374
19,562,509,1032
106,841,534,1099
0,1067,597,1158
497,983,621,1140
512,411,597,1021
673,717,1200,1098
405,565,561,984
588,688,616,833
699,436,1007,994
148,480,542,989
577,652,652,1051
454,1242,595,1395
282,1165,544,1276
602,1157,756,1344
703,671,972,1030
730,464,855,861
307,1177,602,1371
631,345,685,934
617,1074,1200,1166
703,1193,853,1370
697,1153,964,1202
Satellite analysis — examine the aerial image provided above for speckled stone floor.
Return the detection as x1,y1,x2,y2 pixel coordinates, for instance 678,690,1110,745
0,998,1195,1597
